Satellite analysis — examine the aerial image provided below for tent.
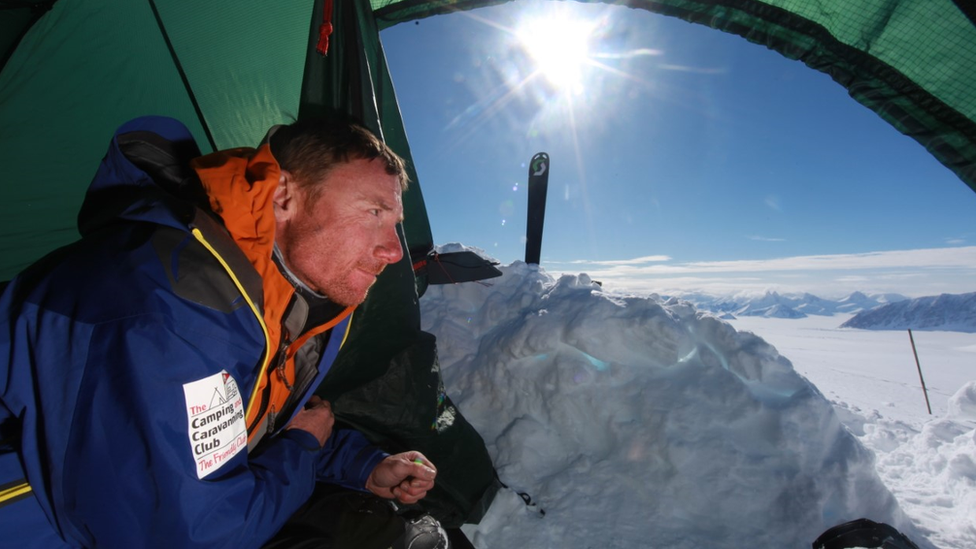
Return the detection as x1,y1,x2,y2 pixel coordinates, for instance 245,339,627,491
2,0,975,280
2,0,975,529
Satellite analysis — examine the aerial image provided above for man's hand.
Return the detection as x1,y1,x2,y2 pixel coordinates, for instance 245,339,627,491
285,396,334,447
365,452,437,505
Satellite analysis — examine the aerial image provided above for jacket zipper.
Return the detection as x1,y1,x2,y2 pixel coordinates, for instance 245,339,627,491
249,334,292,435
276,346,293,391
267,405,277,434
0,481,32,506
190,228,274,434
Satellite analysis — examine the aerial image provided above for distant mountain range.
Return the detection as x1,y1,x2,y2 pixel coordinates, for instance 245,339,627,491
840,292,976,333
672,290,976,333
673,290,908,319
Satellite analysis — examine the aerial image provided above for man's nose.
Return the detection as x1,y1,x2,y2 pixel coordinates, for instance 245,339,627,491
375,224,404,265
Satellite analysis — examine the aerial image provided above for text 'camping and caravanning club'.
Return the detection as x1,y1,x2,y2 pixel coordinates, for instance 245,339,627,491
182,370,247,478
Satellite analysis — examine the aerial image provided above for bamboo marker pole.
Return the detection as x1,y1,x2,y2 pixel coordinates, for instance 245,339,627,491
907,329,933,415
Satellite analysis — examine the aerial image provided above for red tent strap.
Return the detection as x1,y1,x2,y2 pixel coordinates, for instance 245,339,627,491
431,253,458,284
316,0,334,56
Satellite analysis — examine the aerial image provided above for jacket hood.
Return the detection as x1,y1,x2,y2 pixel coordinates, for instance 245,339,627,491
78,116,208,235
191,144,280,269
190,142,298,328
77,114,296,320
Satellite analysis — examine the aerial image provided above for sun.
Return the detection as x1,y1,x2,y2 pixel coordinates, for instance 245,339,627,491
516,13,597,93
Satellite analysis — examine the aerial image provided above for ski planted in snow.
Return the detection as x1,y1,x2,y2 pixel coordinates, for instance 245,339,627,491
524,152,550,265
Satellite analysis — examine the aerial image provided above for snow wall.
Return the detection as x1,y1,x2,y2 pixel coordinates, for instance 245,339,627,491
420,257,929,549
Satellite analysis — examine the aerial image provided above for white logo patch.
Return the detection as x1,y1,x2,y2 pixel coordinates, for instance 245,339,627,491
182,370,247,479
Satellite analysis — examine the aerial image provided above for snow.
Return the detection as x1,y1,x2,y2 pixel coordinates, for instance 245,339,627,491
728,315,976,549
419,256,976,549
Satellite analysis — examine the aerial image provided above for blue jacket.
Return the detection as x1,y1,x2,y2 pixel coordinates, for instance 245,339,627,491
0,116,386,548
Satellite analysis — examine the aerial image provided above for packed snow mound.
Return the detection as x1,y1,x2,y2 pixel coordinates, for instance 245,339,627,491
421,261,927,549
863,382,976,548
948,381,976,423
841,292,976,333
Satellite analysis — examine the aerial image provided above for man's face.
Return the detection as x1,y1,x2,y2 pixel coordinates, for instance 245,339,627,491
274,157,404,307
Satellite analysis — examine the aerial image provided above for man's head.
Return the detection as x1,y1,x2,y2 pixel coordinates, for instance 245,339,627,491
270,117,408,306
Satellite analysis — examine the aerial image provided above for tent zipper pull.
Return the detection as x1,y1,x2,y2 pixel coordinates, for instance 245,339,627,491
316,0,334,56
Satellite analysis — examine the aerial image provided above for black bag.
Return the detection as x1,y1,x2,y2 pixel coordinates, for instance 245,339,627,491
262,485,404,549
813,518,921,549
322,330,499,529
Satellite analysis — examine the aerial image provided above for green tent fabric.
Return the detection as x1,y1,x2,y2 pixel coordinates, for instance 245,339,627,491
0,1,428,280
0,1,309,278
2,0,976,531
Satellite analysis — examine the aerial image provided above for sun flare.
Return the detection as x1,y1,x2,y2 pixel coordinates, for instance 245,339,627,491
516,14,596,93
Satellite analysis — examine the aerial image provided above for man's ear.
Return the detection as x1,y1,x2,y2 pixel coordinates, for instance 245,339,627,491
273,170,300,222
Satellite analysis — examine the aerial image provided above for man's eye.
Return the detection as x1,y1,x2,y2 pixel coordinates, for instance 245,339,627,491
368,209,380,216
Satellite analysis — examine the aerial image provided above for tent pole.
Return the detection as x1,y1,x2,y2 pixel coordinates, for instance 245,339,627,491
907,329,933,415
146,0,218,152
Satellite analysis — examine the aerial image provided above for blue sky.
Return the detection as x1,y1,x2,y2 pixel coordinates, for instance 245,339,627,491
380,1,976,298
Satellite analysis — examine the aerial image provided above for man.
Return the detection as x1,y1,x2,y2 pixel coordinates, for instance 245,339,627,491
0,115,445,548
